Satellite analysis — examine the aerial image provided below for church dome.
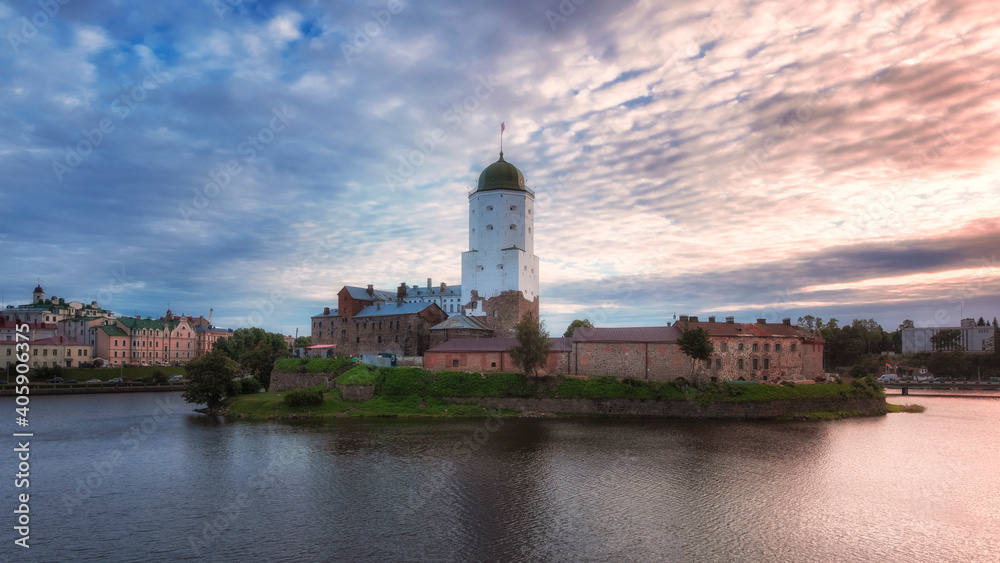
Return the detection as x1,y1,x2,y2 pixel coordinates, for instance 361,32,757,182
476,152,526,192
33,285,44,293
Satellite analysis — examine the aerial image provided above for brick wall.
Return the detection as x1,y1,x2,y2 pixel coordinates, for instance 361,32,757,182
269,371,334,391
571,342,690,381
470,290,539,335
700,336,825,381
424,349,569,375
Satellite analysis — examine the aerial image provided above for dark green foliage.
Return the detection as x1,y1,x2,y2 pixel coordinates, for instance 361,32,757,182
849,374,884,398
237,377,262,394
283,387,324,407
182,350,239,409
508,317,552,376
151,369,168,385
678,328,714,361
336,364,382,385
378,367,432,398
275,356,355,374
294,336,312,348
930,329,962,351
213,327,290,391
563,319,594,338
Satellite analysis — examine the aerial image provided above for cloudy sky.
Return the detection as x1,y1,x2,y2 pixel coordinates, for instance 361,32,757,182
2,0,998,337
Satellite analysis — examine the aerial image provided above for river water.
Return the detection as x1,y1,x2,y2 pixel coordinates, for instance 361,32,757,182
4,392,999,562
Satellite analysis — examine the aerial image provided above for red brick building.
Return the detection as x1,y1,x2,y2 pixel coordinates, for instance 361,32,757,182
311,285,449,357
423,336,571,375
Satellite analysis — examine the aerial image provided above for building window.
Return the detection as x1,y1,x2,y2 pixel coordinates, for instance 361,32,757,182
738,343,744,351
715,358,721,369
486,224,494,230
763,359,770,369
764,343,770,352
493,310,498,318
721,342,728,352
453,359,459,367
752,343,759,352
356,337,360,343
510,205,516,211
509,224,516,230
378,336,382,343
775,343,781,352
486,206,493,211
738,359,744,369
753,359,759,370
705,359,712,369
491,362,497,367
791,343,797,352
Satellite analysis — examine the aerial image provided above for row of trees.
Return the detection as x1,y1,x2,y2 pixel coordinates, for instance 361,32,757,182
183,328,291,409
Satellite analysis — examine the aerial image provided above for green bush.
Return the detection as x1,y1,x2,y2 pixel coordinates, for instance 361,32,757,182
283,387,325,407
151,369,168,385
336,365,382,386
237,377,262,394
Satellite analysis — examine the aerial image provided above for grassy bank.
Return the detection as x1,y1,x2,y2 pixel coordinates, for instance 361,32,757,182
224,365,885,419
887,403,926,413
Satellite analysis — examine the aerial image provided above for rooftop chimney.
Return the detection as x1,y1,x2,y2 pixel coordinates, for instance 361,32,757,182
725,316,735,323
397,283,408,299
678,315,689,322
366,284,374,296
440,282,447,293
323,307,330,315
782,318,791,326
427,278,432,290
708,316,716,323
757,318,767,324
690,316,699,322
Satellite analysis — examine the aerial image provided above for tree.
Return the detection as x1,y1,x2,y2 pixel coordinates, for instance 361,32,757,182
898,319,915,330
294,335,312,348
508,317,552,377
182,350,239,410
563,319,594,338
213,327,289,390
977,317,986,327
677,327,714,380
930,329,962,351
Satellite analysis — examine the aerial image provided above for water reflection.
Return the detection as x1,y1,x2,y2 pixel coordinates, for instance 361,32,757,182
6,393,1000,562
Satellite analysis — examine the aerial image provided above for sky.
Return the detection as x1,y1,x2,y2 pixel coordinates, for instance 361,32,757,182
1,0,998,337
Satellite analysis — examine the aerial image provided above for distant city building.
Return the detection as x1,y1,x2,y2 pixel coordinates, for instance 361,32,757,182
1,335,91,370
1,286,232,368
901,318,997,352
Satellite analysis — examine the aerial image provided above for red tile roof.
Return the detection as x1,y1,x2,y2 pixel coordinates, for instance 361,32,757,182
427,337,572,353
572,326,681,343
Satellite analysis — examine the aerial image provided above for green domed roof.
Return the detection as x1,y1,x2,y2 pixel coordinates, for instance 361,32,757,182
476,152,526,192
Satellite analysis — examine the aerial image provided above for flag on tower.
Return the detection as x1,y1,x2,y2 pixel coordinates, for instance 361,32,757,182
501,122,505,133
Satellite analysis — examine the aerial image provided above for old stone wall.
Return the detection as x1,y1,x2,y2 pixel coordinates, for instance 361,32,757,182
571,342,689,381
454,396,886,419
269,371,334,391
467,290,539,335
424,350,569,375
702,336,825,381
338,384,375,402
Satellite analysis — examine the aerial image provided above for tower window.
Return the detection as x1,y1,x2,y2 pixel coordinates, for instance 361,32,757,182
510,205,516,211
509,224,516,230
476,265,484,271
486,206,493,211
486,225,494,230
496,264,504,270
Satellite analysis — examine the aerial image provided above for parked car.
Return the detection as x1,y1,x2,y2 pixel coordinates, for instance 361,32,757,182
108,377,124,383
45,377,64,383
915,375,934,383
131,377,144,383
933,377,945,383
85,379,102,383
877,373,898,383
168,375,184,383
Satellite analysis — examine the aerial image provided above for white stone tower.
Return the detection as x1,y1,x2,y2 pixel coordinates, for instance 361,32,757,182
461,151,540,332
